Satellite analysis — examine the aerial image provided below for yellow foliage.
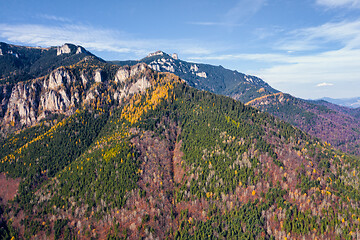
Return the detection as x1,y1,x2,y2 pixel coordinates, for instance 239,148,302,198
245,92,283,106
121,75,180,124
252,190,256,196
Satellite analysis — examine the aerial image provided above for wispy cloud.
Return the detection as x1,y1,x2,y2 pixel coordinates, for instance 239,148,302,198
188,21,241,27
189,53,290,63
37,14,71,23
317,82,334,87
0,23,137,53
189,0,266,29
276,19,360,51
224,0,266,26
316,0,360,8
0,23,215,58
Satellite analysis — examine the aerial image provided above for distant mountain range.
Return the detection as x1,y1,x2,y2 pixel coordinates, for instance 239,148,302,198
317,97,360,108
1,42,360,239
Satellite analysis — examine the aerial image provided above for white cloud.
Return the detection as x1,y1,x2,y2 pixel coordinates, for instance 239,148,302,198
277,19,360,51
37,14,71,23
189,53,290,63
316,0,360,8
0,23,214,59
256,48,360,83
0,23,138,53
317,82,334,87
188,0,266,29
254,20,360,90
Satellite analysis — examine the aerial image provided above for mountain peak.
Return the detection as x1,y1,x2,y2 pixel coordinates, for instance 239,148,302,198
56,43,86,56
146,50,166,58
145,50,178,60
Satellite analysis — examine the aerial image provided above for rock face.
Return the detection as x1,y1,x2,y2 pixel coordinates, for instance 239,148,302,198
146,50,165,58
0,63,153,136
57,44,72,55
57,43,86,56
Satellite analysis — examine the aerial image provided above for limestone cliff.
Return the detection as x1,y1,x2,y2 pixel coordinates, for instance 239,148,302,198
0,63,152,136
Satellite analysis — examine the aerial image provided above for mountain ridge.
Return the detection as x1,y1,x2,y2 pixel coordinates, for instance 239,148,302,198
111,50,278,103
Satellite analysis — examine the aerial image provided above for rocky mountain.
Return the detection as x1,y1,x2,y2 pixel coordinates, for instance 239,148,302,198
111,50,278,103
0,43,360,240
0,42,102,85
0,44,149,137
113,51,360,156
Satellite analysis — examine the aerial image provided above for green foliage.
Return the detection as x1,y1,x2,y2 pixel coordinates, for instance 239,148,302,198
0,109,109,237
0,205,17,240
174,201,268,239
0,123,50,160
54,219,69,240
140,83,278,199
46,129,140,216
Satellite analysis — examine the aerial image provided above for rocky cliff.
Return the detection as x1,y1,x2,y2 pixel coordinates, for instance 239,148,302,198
0,61,154,137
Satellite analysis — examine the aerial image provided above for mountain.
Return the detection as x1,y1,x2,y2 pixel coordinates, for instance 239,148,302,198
1,43,360,239
318,97,360,109
0,42,102,85
111,50,278,103
113,51,360,156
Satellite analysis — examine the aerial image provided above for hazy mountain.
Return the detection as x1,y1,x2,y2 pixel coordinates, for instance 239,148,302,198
318,97,360,109
247,94,360,156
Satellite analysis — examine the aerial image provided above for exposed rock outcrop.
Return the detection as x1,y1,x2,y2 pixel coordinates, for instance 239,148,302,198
0,63,154,136
57,44,72,55
57,43,86,56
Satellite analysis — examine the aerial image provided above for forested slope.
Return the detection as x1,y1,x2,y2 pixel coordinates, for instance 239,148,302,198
1,65,360,239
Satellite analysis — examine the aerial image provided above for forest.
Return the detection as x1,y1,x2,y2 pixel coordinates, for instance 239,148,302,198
0,62,360,239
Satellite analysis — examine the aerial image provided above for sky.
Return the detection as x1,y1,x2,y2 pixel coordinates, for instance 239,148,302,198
1,0,360,99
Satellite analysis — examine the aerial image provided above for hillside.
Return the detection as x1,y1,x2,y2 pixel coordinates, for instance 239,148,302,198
246,93,360,156
1,53,360,239
113,51,360,156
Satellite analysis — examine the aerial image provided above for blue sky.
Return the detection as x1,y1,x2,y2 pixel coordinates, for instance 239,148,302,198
1,0,360,99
